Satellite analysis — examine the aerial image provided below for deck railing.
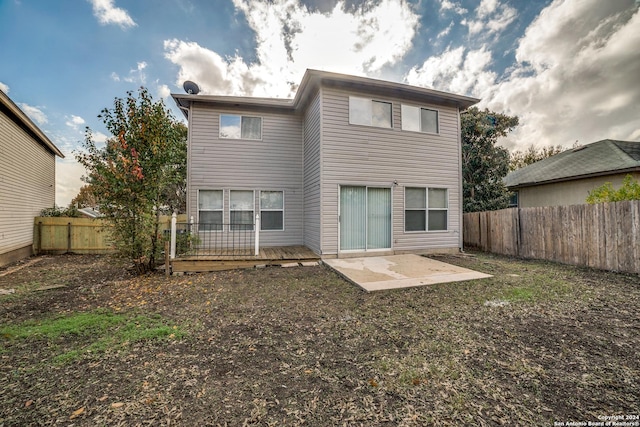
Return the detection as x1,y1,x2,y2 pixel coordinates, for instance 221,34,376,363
168,214,260,258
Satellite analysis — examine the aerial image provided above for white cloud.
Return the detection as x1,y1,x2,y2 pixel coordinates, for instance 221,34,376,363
439,0,467,15
56,159,88,207
486,0,640,149
0,81,9,93
157,84,171,99
65,115,85,130
88,0,136,29
406,45,497,99
462,0,517,37
19,103,48,125
125,61,147,84
405,0,640,151
437,21,454,39
164,0,419,97
111,61,148,85
477,0,498,18
92,131,109,144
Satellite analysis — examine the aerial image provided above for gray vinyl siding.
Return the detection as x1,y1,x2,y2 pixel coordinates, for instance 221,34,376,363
0,111,56,256
320,87,462,255
303,89,321,254
187,103,303,246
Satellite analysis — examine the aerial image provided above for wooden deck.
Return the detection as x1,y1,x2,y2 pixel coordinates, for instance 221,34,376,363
171,245,320,273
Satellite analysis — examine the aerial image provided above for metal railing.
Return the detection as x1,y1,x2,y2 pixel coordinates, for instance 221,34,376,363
168,214,260,258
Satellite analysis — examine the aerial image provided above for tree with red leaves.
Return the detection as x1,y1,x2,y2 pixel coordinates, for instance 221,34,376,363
76,88,187,273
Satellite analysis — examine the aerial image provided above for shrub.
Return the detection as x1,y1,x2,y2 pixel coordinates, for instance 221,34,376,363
39,205,81,218
586,174,640,204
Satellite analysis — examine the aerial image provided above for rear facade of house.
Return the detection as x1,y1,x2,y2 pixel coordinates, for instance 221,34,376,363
173,70,478,257
0,90,64,267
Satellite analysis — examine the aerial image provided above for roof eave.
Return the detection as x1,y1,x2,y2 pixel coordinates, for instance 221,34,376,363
506,166,640,189
172,69,480,117
171,93,295,115
0,90,65,158
294,69,480,110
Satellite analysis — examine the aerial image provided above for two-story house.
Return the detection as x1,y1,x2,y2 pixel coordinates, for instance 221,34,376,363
172,69,478,258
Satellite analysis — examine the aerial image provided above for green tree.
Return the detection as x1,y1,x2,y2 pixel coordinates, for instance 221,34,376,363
75,88,187,273
40,205,81,218
509,144,565,171
461,107,519,212
586,174,640,204
69,184,98,208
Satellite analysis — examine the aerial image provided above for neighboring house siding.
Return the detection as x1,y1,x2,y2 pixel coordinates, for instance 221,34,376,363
187,103,304,246
517,172,640,207
303,89,322,254
0,110,55,258
319,87,461,255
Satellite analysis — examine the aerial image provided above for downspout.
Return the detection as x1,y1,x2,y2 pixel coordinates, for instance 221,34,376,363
457,107,464,253
178,103,192,222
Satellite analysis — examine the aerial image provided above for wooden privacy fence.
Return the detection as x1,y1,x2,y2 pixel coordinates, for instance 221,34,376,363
33,215,186,255
463,201,640,275
34,217,114,254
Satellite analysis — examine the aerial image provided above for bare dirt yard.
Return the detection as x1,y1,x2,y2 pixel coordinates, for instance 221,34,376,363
1,252,638,426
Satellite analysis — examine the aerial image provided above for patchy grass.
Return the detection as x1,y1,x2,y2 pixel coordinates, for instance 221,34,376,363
0,252,638,426
1,310,185,364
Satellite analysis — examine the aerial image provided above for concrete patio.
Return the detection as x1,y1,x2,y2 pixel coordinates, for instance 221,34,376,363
324,254,492,292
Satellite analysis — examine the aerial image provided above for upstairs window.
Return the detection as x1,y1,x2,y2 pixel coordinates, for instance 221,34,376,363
401,105,439,134
220,114,262,140
349,96,392,128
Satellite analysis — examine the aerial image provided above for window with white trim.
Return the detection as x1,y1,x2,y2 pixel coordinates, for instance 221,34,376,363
428,188,448,230
401,105,439,134
198,190,223,231
349,96,392,128
404,187,448,231
219,114,262,140
260,191,284,231
230,190,254,230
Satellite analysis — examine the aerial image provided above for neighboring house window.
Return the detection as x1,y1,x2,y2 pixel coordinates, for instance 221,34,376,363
230,190,254,230
198,190,223,231
260,191,284,231
219,114,262,140
349,96,392,128
509,191,519,208
404,187,448,231
401,105,439,134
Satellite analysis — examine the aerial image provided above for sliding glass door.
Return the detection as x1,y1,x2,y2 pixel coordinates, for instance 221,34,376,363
340,186,391,251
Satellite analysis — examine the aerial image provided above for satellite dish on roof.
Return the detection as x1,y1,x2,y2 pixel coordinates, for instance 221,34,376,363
183,81,200,95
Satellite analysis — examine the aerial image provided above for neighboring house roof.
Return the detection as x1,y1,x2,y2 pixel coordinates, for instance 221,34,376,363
505,139,640,189
78,207,103,218
172,69,480,116
0,90,64,158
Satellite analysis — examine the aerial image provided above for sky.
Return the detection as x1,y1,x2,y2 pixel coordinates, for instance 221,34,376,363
1,0,639,206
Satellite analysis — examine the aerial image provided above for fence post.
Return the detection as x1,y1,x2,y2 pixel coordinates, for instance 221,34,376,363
170,212,177,260
190,216,195,251
255,214,260,256
36,221,43,255
165,241,170,277
67,222,72,253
